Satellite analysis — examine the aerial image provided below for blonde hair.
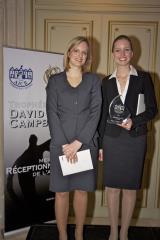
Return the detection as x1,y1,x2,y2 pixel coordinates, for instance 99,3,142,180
63,36,92,72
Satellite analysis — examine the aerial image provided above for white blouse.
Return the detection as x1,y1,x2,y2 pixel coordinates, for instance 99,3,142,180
109,65,138,104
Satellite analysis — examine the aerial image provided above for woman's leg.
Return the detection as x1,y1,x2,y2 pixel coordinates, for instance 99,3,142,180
120,189,136,240
106,187,121,240
55,192,69,240
73,190,88,240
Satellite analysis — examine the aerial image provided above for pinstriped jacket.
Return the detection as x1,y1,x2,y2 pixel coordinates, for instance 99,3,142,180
46,71,102,149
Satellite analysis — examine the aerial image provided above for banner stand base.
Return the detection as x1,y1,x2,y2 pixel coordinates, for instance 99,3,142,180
26,223,59,240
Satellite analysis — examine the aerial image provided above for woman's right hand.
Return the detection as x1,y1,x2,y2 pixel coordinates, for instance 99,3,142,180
98,149,103,161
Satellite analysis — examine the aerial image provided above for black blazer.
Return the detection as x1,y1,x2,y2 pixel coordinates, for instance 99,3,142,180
98,70,158,146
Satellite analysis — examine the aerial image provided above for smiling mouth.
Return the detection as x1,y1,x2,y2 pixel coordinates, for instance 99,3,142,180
75,58,83,62
119,58,127,61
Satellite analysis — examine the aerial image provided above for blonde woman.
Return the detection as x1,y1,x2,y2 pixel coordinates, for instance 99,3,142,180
46,36,102,240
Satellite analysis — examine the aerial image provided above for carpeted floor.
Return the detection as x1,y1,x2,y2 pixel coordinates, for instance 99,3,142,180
26,223,160,240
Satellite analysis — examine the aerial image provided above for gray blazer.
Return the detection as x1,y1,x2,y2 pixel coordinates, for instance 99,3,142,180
46,71,102,148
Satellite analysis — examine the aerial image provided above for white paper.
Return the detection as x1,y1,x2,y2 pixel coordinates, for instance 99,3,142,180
59,149,93,176
136,94,146,115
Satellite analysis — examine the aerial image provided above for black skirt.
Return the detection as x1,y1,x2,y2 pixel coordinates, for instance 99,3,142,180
102,130,147,190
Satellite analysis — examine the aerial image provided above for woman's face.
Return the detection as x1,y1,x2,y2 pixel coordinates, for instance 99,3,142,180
68,41,88,68
112,38,133,67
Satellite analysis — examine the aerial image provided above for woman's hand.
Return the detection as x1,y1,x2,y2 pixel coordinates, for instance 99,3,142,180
62,140,82,163
118,118,132,130
98,149,103,161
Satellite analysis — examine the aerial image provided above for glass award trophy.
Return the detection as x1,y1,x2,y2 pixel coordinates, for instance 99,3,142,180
107,94,131,125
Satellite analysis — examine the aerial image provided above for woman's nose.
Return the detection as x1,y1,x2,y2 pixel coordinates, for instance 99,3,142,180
120,50,125,56
78,51,83,58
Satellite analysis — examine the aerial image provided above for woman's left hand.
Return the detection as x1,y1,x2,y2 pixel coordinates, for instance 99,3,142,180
118,118,132,130
62,140,82,163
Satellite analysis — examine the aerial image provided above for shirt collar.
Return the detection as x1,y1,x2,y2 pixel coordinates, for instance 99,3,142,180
108,65,138,79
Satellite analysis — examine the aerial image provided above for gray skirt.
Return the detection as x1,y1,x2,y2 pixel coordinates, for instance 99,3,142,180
102,130,147,190
49,145,98,192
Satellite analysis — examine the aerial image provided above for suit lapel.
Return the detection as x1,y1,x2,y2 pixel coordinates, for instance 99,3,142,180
125,75,138,104
112,77,119,96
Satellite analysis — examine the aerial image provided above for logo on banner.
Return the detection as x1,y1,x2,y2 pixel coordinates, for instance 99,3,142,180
9,65,33,89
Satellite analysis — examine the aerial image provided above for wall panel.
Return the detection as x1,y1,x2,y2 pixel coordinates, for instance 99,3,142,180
45,20,92,53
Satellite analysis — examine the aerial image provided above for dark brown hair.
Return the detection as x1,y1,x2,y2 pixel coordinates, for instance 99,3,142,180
112,35,133,52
